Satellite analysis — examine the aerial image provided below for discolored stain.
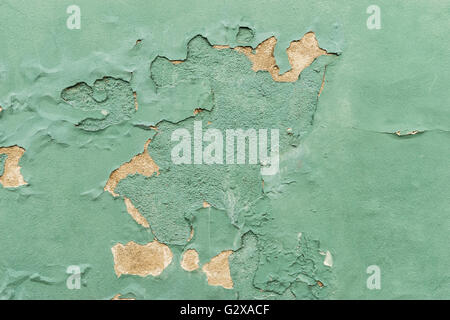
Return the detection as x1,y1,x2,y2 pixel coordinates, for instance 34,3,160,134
180,249,200,272
202,250,233,289
111,240,173,277
0,146,27,188
105,139,159,196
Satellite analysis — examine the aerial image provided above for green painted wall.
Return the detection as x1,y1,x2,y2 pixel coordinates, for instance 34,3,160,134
0,0,448,299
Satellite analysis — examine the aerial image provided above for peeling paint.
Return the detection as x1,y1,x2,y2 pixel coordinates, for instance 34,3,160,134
233,32,328,82
124,197,150,228
105,140,159,196
61,77,136,131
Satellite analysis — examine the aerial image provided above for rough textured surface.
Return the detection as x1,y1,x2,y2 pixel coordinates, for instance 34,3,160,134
0,0,449,300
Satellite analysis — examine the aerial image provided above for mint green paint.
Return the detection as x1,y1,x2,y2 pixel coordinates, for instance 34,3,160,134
188,206,241,265
236,27,255,44
150,80,214,123
0,154,6,177
0,0,449,300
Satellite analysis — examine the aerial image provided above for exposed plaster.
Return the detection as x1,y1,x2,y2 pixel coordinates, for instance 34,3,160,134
202,251,234,289
0,146,27,188
111,241,173,277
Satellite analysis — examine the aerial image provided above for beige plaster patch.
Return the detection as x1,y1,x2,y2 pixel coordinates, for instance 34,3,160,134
234,32,327,82
202,250,233,289
112,241,173,277
0,146,27,188
181,249,200,272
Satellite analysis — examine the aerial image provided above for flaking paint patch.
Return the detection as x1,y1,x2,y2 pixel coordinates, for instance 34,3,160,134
124,197,150,228
111,241,173,277
0,146,27,188
181,249,200,272
61,77,136,131
233,32,327,82
202,251,233,289
105,139,159,196
115,34,337,294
